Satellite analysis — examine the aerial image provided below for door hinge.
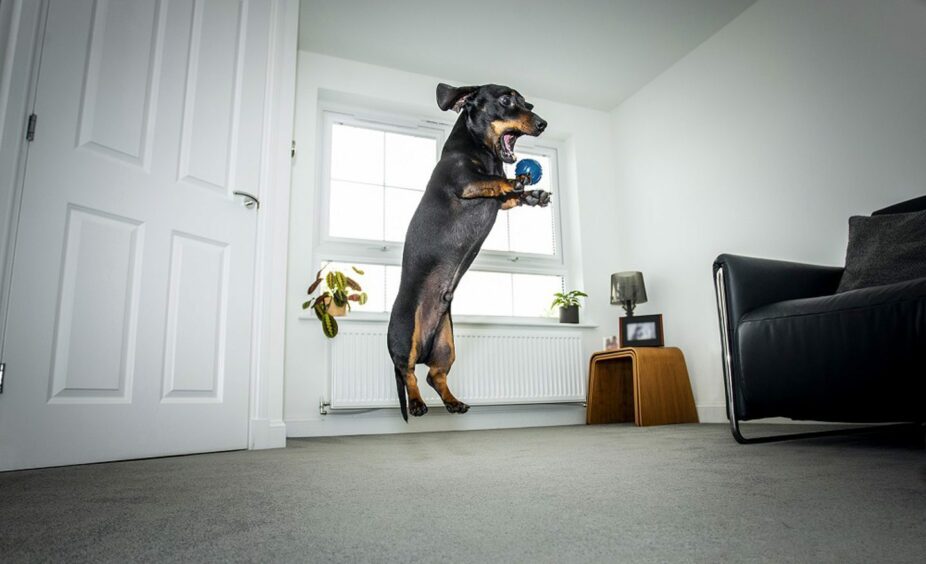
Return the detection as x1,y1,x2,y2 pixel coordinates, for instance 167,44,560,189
291,140,296,159
0,362,5,394
26,113,37,142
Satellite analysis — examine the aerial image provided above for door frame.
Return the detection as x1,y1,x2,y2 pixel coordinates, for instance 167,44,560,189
0,0,47,386
0,0,298,451
248,0,298,449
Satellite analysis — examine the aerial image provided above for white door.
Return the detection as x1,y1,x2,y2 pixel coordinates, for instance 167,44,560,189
0,0,273,471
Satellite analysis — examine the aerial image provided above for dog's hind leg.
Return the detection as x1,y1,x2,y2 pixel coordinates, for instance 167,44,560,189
390,306,429,420
393,362,428,420
404,368,428,417
426,311,469,414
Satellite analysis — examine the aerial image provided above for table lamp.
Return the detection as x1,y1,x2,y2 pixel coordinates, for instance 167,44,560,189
611,271,647,317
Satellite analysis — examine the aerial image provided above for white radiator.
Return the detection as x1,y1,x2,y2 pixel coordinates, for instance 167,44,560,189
328,322,587,409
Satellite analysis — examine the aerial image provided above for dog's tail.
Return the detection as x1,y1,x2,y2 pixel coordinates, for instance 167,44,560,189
394,366,408,422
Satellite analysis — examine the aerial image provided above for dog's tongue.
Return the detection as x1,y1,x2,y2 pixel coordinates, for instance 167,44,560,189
503,134,515,153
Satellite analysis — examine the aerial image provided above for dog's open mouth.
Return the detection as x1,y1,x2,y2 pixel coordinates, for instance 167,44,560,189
499,131,521,163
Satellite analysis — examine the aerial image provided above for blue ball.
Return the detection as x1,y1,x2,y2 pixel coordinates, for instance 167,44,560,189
515,158,543,185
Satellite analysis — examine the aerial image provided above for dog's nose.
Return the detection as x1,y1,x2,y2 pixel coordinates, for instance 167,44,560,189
535,117,547,132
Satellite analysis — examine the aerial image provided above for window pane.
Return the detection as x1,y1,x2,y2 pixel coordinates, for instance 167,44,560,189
499,152,555,255
481,212,508,251
316,262,384,313
330,124,384,185
385,265,402,312
509,204,555,255
512,274,563,317
329,181,383,240
384,187,423,242
385,132,435,190
452,271,513,316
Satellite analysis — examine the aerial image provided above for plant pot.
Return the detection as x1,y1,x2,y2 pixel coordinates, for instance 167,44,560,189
323,296,347,317
559,305,579,324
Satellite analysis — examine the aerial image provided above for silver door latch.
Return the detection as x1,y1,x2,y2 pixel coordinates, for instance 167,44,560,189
233,191,260,209
0,362,5,394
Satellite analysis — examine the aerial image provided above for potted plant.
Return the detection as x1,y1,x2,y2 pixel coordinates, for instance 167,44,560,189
551,290,587,324
302,264,367,338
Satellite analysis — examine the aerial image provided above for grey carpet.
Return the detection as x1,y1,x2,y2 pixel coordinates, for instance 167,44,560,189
1,424,924,563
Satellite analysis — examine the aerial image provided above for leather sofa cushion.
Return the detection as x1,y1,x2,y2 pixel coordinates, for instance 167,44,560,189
837,209,926,292
736,276,926,421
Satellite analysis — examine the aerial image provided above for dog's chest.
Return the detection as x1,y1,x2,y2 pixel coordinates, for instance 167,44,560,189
458,197,499,239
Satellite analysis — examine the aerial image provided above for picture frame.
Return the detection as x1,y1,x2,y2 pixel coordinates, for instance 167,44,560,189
619,314,664,348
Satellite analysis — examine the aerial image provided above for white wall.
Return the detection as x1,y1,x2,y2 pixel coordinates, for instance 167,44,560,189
285,52,619,435
609,0,926,421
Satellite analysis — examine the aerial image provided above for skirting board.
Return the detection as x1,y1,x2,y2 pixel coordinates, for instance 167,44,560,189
249,418,287,449
286,404,587,437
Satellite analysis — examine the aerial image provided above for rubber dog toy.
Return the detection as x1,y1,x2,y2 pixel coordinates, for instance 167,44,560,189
515,158,543,185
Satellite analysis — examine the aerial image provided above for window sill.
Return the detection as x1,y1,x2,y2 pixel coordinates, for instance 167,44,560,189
297,311,599,329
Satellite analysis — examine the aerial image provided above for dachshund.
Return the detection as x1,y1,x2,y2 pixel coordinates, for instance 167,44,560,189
387,83,550,421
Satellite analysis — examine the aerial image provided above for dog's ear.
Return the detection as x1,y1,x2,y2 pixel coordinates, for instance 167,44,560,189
437,83,477,112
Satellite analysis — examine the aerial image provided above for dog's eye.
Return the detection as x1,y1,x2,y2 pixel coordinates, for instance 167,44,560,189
499,95,513,107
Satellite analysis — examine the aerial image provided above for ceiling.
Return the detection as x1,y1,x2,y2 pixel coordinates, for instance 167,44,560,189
298,0,756,111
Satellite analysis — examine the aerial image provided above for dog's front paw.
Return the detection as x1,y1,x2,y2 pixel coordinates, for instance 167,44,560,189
511,174,530,193
409,399,429,417
522,190,551,207
444,400,470,414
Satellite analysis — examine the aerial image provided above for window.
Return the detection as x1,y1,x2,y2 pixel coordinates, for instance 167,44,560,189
316,108,567,318
326,122,436,243
483,154,556,256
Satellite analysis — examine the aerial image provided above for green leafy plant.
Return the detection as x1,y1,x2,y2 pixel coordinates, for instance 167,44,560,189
302,264,368,338
551,289,587,309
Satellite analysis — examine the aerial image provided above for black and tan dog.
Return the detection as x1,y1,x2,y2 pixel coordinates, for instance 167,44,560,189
387,83,550,421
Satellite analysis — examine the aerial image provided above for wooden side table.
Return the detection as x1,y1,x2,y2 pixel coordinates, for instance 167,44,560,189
586,347,699,426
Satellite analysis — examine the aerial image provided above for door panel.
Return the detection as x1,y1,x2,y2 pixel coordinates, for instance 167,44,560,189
49,205,143,404
162,232,228,402
77,0,163,165
0,0,270,471
179,0,246,190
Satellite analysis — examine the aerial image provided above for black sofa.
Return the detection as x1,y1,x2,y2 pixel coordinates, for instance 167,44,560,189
713,196,926,443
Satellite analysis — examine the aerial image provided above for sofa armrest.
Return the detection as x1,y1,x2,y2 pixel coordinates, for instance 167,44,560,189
713,254,844,325
712,254,846,430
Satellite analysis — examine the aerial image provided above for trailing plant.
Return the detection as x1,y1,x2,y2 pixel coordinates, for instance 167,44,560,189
302,264,368,338
550,289,587,309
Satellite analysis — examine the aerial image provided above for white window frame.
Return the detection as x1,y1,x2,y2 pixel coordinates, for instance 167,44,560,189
314,102,572,318
316,107,445,264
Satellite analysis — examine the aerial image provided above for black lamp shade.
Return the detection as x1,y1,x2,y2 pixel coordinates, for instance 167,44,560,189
610,271,647,306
